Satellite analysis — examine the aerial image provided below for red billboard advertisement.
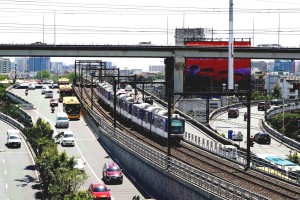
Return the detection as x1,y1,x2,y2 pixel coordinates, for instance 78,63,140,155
184,41,251,91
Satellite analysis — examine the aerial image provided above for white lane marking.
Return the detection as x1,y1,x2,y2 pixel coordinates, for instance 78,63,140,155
6,183,8,189
2,158,5,164
4,170,6,175
31,109,102,182
74,140,101,182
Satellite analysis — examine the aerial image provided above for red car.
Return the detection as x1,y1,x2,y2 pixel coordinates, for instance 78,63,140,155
102,162,123,184
88,183,111,199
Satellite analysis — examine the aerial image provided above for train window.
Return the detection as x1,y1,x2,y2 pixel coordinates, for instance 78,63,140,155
172,119,184,133
144,112,149,122
159,119,163,128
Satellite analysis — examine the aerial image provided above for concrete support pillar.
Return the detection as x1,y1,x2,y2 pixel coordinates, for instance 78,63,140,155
164,57,175,97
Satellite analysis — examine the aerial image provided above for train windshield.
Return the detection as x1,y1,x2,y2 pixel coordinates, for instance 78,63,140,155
171,119,184,133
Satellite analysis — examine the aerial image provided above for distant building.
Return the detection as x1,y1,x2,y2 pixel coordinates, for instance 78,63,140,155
175,28,206,45
149,65,164,74
274,60,293,72
0,58,11,75
14,57,28,73
130,69,143,75
279,76,300,99
27,57,50,72
251,61,267,72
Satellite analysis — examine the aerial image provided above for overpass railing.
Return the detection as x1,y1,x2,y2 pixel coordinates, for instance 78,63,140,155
263,103,300,151
5,85,34,110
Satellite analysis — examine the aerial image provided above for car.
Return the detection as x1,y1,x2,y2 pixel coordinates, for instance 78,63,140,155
102,162,123,184
254,131,271,144
231,129,243,141
55,112,69,128
45,89,54,98
28,83,36,90
258,102,271,111
88,183,111,200
41,85,49,94
271,99,283,105
50,83,58,89
74,158,85,172
228,108,239,118
7,130,21,148
61,130,75,146
50,98,59,107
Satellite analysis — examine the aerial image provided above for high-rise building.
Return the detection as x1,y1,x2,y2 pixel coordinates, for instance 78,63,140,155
0,58,11,75
14,57,28,73
27,57,50,72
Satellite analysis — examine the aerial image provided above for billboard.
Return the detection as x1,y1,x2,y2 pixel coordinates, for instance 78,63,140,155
184,41,251,91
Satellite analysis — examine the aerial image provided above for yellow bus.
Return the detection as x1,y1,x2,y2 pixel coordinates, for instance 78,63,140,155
59,84,73,102
63,96,81,119
58,78,69,86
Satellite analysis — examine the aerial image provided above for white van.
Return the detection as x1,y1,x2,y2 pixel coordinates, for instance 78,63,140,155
55,112,69,128
45,89,53,98
7,130,21,148
218,145,237,160
232,130,243,141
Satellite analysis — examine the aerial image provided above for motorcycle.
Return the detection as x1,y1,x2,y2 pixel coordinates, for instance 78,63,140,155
25,90,28,96
51,106,55,113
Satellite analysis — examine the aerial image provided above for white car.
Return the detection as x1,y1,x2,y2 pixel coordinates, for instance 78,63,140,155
28,83,36,90
45,89,53,98
7,130,21,148
74,158,85,172
41,85,49,94
61,130,75,146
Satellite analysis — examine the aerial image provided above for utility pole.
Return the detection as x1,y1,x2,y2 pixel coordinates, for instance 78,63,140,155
228,0,234,90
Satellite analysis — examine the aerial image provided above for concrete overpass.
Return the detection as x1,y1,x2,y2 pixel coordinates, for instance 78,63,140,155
1,44,300,59
2,44,300,94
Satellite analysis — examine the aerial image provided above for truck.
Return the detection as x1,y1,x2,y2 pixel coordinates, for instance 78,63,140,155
7,130,21,148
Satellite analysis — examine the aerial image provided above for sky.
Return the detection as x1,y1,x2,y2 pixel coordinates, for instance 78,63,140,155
2,0,300,70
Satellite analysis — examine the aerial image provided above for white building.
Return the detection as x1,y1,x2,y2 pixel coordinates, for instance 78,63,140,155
279,76,300,100
149,65,164,74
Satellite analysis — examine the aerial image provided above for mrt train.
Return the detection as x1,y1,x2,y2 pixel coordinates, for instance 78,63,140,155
97,82,185,142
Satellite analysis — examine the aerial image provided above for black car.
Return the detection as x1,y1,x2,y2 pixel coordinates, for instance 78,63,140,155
228,108,239,118
257,102,270,111
254,131,271,144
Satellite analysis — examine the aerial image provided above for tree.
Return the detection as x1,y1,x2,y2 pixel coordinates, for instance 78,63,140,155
271,84,282,99
36,70,51,79
287,152,300,165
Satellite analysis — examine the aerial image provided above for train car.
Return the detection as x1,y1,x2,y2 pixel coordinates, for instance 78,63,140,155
96,81,186,143
142,107,163,131
132,103,153,127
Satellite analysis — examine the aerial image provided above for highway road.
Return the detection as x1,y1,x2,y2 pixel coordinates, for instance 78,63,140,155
11,87,145,200
0,120,39,200
211,106,299,158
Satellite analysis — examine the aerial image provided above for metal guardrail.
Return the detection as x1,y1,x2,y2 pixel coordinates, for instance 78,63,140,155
84,103,266,200
5,85,34,110
263,103,300,151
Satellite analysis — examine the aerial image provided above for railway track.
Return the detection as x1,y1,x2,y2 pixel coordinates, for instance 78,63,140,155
77,85,300,200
